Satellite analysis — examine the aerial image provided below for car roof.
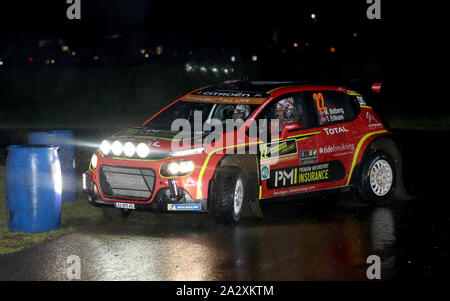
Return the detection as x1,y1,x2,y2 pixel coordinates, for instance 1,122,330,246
194,80,356,97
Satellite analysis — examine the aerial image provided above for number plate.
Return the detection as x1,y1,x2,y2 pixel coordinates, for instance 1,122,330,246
114,202,135,210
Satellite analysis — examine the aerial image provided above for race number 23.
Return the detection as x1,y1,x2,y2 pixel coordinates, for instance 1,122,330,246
313,93,327,111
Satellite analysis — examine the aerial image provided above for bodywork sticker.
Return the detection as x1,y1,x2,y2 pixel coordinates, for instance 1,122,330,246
267,160,346,189
259,139,298,165
167,204,202,211
299,149,318,165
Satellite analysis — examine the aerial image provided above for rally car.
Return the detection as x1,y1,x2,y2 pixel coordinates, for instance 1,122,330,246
83,80,401,224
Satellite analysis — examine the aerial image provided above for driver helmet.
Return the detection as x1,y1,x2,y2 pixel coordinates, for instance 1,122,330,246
275,97,294,119
233,104,251,119
275,97,294,111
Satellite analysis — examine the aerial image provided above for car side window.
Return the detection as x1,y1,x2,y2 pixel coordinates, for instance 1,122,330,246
267,96,301,127
247,94,316,141
265,94,316,130
302,91,358,126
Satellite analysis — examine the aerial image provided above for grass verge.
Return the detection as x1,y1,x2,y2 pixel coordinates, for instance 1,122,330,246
0,165,103,255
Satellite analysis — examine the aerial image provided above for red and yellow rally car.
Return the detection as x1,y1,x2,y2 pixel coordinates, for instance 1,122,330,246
83,81,401,224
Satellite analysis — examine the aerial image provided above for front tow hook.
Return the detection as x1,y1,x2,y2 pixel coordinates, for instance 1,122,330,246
168,178,178,198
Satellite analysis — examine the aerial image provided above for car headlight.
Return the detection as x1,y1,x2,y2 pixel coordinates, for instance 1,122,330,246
161,160,195,177
91,153,98,170
111,140,123,156
136,143,150,158
179,161,195,174
170,147,204,157
100,140,111,155
167,162,180,175
123,142,135,157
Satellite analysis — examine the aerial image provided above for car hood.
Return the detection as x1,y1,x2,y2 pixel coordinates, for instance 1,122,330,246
110,126,206,156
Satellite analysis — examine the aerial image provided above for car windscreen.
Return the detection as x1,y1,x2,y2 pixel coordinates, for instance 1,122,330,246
144,101,258,131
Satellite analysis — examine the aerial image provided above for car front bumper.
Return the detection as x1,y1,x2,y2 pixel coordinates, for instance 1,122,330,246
82,172,208,213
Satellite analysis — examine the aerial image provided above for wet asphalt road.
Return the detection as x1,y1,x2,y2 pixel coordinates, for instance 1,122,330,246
0,129,449,280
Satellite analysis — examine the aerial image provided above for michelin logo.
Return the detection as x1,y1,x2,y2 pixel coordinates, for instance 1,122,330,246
168,204,202,211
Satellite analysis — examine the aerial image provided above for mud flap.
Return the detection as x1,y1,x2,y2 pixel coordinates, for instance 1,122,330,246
241,198,264,219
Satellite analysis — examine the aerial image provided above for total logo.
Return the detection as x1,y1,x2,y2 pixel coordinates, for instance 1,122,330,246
323,126,348,135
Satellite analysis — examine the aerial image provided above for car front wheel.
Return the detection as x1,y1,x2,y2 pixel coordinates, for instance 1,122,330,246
209,167,245,224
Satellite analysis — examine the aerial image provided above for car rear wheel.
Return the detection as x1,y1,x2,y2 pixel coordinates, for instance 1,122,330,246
356,151,396,204
209,167,245,224
102,207,131,220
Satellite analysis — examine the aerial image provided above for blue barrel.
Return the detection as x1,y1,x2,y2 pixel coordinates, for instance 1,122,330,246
28,130,77,202
6,145,62,233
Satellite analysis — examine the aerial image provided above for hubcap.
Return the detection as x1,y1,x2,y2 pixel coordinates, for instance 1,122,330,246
369,159,393,196
233,177,244,216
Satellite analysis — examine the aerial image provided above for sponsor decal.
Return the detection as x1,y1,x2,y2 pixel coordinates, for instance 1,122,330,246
182,94,264,105
183,177,197,187
267,161,346,189
366,112,378,123
193,90,266,98
319,143,355,156
323,126,349,135
167,204,202,211
299,149,318,165
366,112,383,129
356,95,366,106
114,202,135,210
260,139,298,165
261,165,270,180
149,140,161,147
273,185,316,195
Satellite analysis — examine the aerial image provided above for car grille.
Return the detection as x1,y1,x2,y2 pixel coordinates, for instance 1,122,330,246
99,165,156,201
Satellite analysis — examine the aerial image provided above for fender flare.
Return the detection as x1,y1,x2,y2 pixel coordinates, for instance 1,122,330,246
348,132,403,188
208,154,261,217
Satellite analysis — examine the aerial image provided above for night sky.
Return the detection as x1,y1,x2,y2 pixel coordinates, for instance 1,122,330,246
0,0,444,112
0,1,405,49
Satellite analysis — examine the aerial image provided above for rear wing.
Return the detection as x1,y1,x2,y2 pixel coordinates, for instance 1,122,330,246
345,79,383,95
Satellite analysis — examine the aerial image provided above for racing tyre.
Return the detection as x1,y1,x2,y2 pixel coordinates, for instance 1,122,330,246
102,207,131,220
210,167,245,224
355,151,396,204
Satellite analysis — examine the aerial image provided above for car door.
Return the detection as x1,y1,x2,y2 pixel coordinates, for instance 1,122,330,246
306,90,360,190
256,93,325,198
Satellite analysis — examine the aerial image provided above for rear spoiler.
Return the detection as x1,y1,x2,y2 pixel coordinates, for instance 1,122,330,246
371,82,382,93
345,79,383,94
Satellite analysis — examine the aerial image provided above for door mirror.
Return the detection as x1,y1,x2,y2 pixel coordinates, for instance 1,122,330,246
281,122,302,140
